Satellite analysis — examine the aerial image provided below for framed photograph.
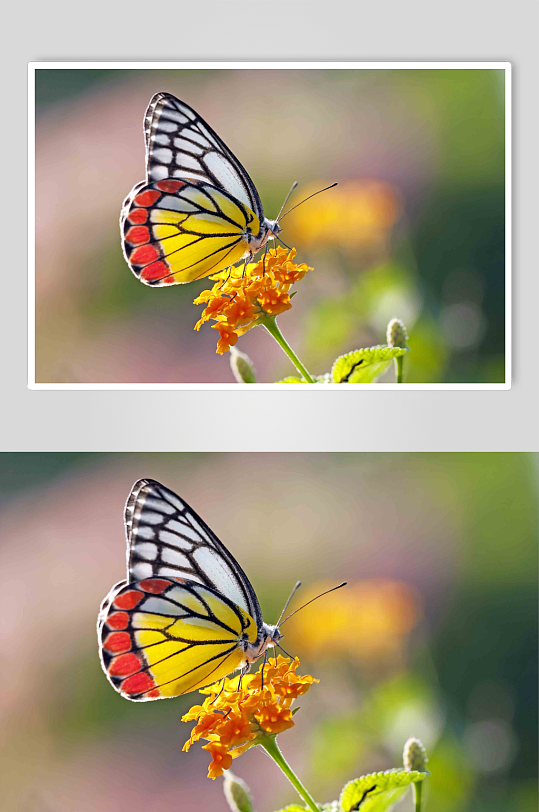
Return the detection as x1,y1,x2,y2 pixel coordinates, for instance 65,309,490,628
29,62,511,389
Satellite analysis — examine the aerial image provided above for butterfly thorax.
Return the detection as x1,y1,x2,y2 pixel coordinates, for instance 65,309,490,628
243,622,282,664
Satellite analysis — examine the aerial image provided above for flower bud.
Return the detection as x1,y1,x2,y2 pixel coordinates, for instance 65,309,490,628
386,318,409,349
403,736,428,772
230,347,256,384
223,770,255,812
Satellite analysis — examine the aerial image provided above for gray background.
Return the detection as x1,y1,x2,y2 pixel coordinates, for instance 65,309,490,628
5,0,539,451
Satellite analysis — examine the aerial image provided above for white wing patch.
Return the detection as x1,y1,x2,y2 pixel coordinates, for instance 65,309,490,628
174,138,204,155
143,93,264,225
156,195,198,213
134,542,158,560
131,561,153,579
204,152,251,210
124,479,263,629
141,596,179,615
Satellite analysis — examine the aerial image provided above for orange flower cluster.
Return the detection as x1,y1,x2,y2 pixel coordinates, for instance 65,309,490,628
182,656,318,779
194,247,313,354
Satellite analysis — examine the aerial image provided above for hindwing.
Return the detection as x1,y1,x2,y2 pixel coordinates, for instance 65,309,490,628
121,178,259,285
98,577,257,700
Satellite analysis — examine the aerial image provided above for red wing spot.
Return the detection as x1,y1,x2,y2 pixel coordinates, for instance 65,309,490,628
127,208,148,225
125,226,150,245
130,244,159,266
113,590,143,610
147,688,161,698
122,672,156,695
134,189,160,207
186,178,201,184
141,261,168,281
163,275,176,285
106,611,129,630
103,632,131,654
109,652,141,677
139,578,172,594
156,179,185,193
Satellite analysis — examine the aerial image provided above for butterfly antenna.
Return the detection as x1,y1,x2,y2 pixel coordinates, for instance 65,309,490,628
275,181,299,222
279,182,338,221
275,580,302,627
279,581,347,626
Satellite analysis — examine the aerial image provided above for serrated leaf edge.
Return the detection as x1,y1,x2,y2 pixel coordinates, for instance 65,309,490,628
339,769,427,810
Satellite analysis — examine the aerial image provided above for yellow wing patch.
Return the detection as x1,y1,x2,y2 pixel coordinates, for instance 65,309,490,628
121,179,260,286
99,577,259,701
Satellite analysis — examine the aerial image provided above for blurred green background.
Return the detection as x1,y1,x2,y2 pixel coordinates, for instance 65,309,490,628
34,68,506,383
1,452,535,811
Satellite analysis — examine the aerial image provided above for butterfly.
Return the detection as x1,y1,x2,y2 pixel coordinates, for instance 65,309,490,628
120,93,285,286
97,479,285,701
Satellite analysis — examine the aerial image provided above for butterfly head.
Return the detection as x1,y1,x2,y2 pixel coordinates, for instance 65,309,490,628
262,622,283,644
264,218,282,240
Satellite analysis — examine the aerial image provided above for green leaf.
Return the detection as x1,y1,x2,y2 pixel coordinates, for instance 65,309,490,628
276,375,331,384
273,806,308,812
273,803,338,812
339,769,426,812
331,346,407,384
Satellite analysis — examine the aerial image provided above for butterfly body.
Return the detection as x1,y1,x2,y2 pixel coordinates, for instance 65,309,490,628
98,479,281,701
121,93,282,286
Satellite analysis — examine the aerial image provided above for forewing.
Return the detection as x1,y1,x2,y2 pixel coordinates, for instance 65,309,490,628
121,178,258,285
98,578,257,700
124,479,263,629
144,92,265,224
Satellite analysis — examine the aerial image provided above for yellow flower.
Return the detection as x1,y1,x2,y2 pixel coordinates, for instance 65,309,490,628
288,579,422,675
194,247,313,354
287,180,402,256
182,656,318,779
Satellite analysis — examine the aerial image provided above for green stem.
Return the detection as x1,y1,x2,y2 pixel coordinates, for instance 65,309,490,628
412,780,422,812
260,316,315,383
396,354,404,384
259,736,319,812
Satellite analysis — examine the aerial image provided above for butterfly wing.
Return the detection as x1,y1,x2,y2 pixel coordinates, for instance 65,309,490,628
120,177,259,285
98,577,257,700
144,92,265,225
124,479,264,631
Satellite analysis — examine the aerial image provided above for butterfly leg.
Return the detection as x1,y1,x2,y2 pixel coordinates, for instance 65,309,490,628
237,662,250,692
276,642,295,660
276,235,293,252
260,649,269,691
241,256,249,279
209,678,226,706
218,264,233,290
262,242,270,277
